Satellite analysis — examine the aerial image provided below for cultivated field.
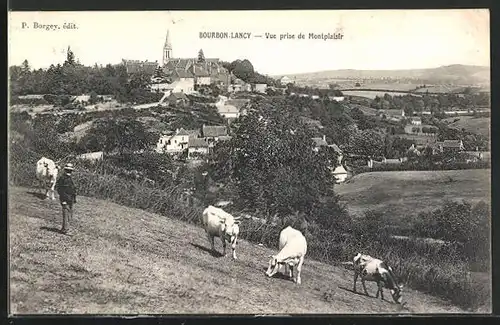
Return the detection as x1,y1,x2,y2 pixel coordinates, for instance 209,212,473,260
9,186,466,314
342,91,420,99
413,85,465,94
340,83,420,91
444,116,490,137
336,169,491,225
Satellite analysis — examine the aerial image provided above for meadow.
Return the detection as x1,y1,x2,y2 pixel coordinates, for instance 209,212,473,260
335,169,491,229
444,116,490,138
342,90,420,99
9,155,492,311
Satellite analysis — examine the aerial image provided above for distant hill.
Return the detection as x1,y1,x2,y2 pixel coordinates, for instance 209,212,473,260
277,65,490,85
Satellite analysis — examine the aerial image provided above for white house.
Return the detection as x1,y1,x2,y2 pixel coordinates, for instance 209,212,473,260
217,104,240,121
279,76,292,85
154,79,195,95
329,96,345,102
252,83,268,93
150,82,173,93
410,117,422,126
332,165,348,184
72,94,91,104
156,128,192,154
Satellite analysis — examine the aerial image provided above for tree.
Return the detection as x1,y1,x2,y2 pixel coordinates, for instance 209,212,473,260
210,97,337,219
197,49,205,63
346,129,385,158
90,118,152,155
230,59,255,82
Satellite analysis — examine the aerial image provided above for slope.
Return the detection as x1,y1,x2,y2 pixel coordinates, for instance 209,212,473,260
9,186,466,314
336,169,491,221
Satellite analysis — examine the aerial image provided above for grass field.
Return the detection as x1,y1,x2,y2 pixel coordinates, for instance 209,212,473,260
8,186,469,314
444,116,490,137
336,169,491,227
413,85,465,93
340,83,420,91
342,91,420,99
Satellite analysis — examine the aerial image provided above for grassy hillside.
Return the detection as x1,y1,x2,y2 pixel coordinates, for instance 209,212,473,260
9,186,468,314
444,116,490,138
336,169,491,225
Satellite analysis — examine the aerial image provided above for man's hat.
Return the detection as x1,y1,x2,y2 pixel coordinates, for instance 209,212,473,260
64,163,75,171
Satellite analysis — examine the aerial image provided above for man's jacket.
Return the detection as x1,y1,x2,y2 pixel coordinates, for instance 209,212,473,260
55,173,77,203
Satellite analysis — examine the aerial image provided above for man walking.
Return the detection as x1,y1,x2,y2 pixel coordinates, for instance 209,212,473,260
55,163,77,235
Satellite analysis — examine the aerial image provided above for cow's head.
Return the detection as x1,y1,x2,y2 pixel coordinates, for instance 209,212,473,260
219,218,240,235
265,255,280,277
353,253,362,264
390,284,404,304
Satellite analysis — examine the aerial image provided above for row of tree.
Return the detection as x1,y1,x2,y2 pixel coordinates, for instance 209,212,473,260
370,92,490,114
10,49,161,105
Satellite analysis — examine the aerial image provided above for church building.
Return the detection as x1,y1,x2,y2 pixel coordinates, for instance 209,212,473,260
122,30,231,87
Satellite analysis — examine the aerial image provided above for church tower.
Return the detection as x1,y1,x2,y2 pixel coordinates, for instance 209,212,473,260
163,30,172,65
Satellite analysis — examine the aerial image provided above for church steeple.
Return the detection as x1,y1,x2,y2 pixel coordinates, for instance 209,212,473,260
163,30,172,65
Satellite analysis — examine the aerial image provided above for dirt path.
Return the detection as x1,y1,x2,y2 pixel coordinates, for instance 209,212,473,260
8,186,466,314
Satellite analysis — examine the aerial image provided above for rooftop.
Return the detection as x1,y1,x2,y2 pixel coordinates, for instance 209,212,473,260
188,137,209,148
218,105,240,114
202,125,228,137
169,92,189,100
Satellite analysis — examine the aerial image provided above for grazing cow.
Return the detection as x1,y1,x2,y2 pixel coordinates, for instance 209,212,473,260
265,226,307,284
202,205,241,259
35,157,59,200
352,253,403,304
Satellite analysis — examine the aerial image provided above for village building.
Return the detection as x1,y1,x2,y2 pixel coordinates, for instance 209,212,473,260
202,124,228,142
311,135,347,183
432,139,465,154
122,30,231,88
201,124,231,153
328,96,345,102
155,128,199,154
279,76,292,85
166,92,190,106
121,59,159,75
154,79,196,96
252,83,268,94
464,150,491,163
228,77,252,93
188,138,210,159
410,117,422,126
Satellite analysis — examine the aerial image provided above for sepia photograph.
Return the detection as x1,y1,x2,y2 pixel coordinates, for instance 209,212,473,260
7,9,491,314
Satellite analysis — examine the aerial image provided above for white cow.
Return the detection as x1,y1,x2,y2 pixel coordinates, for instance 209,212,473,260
265,226,307,284
352,253,403,304
35,157,59,200
202,205,241,259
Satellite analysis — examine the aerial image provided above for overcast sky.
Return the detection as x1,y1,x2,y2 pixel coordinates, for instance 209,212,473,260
8,9,490,76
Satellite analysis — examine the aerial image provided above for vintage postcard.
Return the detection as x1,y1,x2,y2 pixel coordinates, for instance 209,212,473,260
8,10,491,315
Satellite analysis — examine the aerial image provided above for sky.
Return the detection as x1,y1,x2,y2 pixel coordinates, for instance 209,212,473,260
8,9,490,76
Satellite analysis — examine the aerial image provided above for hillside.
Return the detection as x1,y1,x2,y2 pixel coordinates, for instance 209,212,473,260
280,65,490,85
444,116,491,138
9,186,466,314
336,169,491,222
